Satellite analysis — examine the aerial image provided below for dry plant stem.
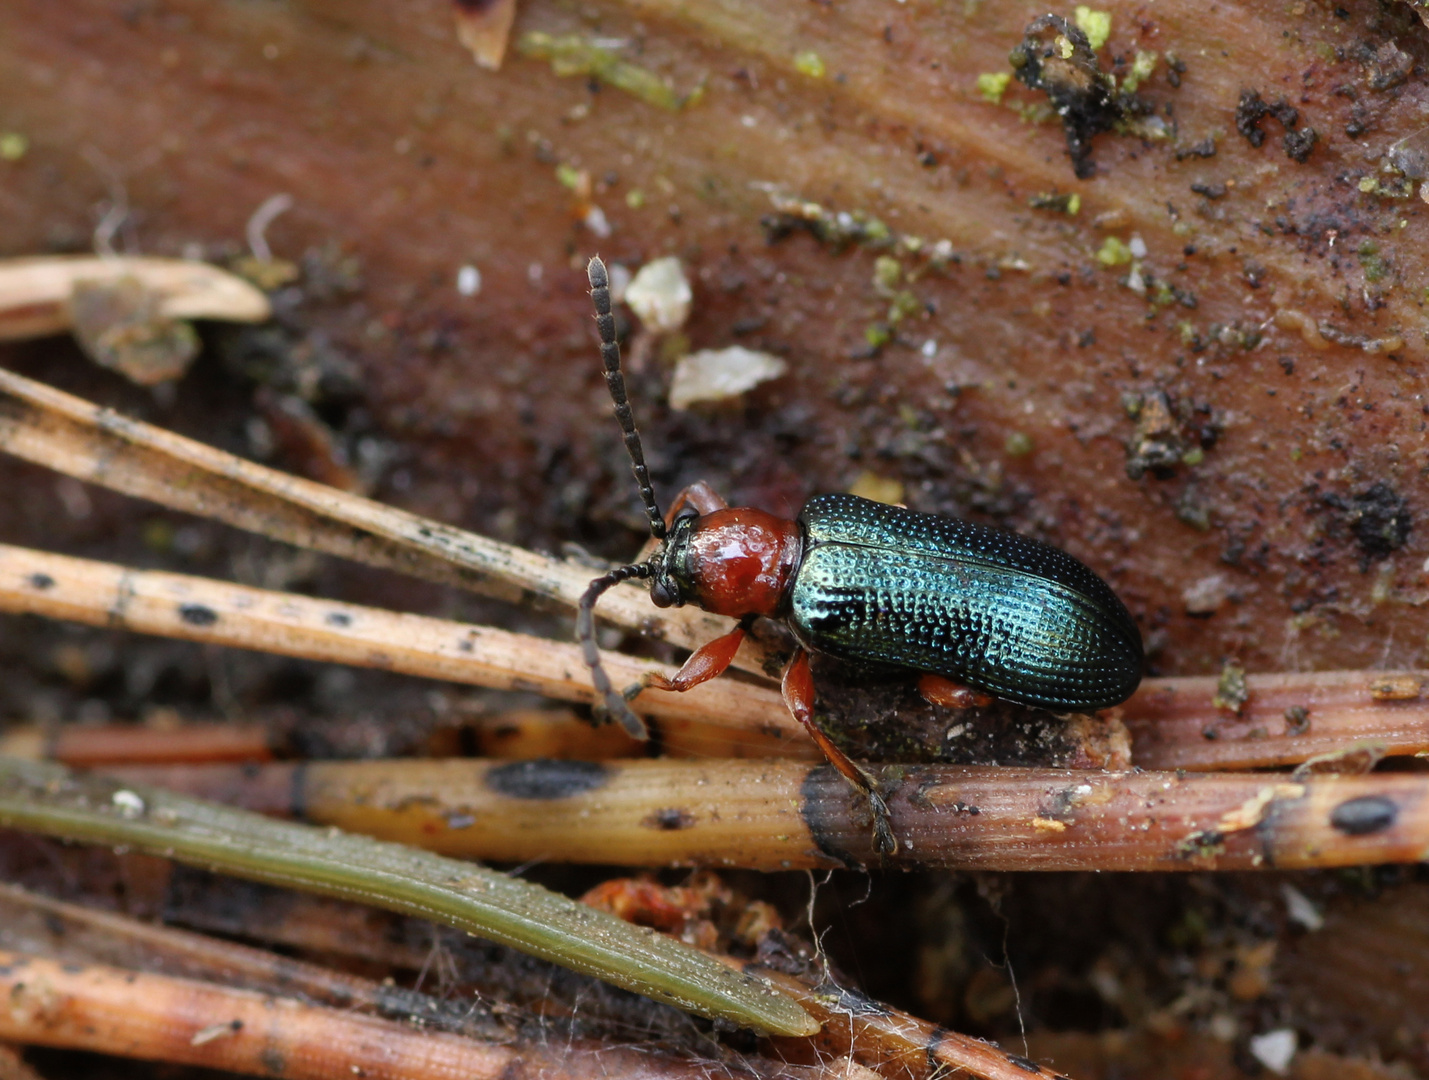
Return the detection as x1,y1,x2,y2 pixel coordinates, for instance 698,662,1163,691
0,882,1053,1080
111,757,1429,871
754,968,1064,1080
6,541,1427,770
0,543,804,747
1121,670,1429,770
0,950,815,1080
0,256,270,341
0,722,274,766
0,756,817,1036
0,881,504,1040
0,366,777,674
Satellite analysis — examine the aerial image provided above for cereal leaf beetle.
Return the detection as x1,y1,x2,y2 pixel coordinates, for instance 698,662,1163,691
577,256,1143,853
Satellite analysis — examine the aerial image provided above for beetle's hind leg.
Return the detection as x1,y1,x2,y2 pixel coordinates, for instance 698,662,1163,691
781,649,897,857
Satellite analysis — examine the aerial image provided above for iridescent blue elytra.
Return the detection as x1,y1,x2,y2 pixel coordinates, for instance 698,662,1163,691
788,494,1143,710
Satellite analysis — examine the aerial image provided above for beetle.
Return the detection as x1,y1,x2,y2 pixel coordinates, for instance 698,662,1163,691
576,256,1143,853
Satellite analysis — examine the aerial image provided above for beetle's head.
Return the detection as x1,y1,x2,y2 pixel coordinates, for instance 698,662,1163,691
647,505,700,608
647,506,802,618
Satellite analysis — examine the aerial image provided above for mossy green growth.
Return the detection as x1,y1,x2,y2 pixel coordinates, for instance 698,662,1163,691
873,255,902,294
1096,236,1133,266
517,32,703,112
1357,240,1389,283
1121,50,1158,93
1004,431,1034,457
1074,5,1112,49
976,71,1012,104
0,133,27,161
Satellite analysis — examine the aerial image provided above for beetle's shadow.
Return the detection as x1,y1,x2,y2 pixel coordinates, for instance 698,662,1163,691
807,654,1123,769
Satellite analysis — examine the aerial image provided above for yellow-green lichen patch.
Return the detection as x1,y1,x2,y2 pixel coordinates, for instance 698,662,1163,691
1028,191,1081,214
0,132,28,161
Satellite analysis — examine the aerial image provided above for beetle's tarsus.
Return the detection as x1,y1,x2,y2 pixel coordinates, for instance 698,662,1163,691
867,790,898,856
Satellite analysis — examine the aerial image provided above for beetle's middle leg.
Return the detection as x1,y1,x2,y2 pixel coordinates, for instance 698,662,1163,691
781,648,897,856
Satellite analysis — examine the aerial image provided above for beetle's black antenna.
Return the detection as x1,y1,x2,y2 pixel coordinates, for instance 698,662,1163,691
576,563,652,740
588,256,666,541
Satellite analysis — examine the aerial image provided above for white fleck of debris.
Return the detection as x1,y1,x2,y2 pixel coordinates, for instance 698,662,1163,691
944,723,967,740
920,339,937,358
625,256,692,333
1281,883,1324,931
606,262,632,303
1126,263,1146,294
246,193,293,263
1208,1013,1238,1041
583,205,612,238
1182,573,1230,615
669,346,787,410
1248,1029,1297,1074
456,264,482,297
741,115,758,128
191,1021,240,1047
527,262,543,284
112,790,145,818
1129,234,1148,259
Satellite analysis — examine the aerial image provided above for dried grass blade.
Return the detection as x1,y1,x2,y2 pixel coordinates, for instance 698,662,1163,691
0,756,817,1036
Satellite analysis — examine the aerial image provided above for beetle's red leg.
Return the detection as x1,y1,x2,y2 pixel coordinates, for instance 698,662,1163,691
666,480,728,522
641,619,748,694
918,674,995,709
636,483,733,563
781,649,897,856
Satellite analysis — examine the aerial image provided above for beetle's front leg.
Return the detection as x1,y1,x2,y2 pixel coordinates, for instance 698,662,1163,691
632,614,754,696
781,649,897,857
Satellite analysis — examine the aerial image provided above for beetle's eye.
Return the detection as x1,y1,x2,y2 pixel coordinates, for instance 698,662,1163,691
673,503,700,521
649,577,681,608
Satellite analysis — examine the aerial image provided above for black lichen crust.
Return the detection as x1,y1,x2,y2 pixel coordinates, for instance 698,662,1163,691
1008,14,1125,179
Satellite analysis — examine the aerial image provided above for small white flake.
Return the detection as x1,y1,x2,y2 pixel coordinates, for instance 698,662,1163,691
1281,883,1324,931
527,262,543,284
112,790,145,818
669,346,787,409
456,264,482,296
920,339,937,358
1129,234,1148,258
625,256,692,333
1248,1029,1297,1074
606,262,632,303
583,205,612,238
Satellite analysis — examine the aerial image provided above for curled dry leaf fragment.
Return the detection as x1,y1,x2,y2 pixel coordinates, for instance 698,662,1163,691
668,346,787,410
69,274,201,385
0,255,271,384
455,0,518,71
